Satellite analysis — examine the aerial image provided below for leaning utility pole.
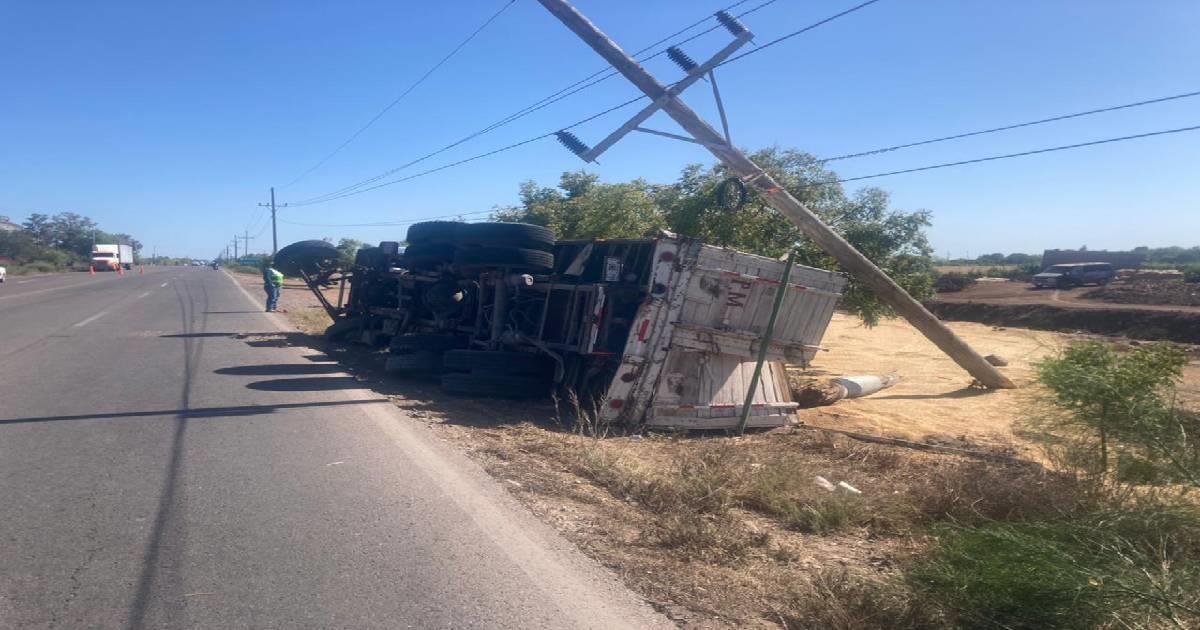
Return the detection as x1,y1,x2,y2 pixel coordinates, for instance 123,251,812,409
536,0,1013,388
258,187,288,256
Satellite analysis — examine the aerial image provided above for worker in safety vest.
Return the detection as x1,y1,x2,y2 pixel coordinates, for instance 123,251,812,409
261,259,284,312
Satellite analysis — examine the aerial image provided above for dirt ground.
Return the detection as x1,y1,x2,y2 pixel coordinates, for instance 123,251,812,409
935,278,1200,313
1083,279,1200,307
799,313,1200,453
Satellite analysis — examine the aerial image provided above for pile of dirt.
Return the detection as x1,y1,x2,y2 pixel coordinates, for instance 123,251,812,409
1083,279,1200,307
926,301,1200,344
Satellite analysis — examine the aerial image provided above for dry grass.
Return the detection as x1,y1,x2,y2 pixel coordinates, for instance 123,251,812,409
779,568,949,630
454,423,1095,627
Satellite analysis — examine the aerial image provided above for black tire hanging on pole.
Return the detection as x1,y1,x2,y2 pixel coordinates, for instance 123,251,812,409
440,372,551,398
406,221,461,244
715,177,748,213
453,247,554,272
441,349,550,374
455,222,556,251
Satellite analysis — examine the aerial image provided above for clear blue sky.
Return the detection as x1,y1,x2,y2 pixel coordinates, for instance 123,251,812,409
2,0,1197,259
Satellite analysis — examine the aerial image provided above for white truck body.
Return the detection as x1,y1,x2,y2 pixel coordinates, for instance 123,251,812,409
92,244,134,271
598,235,846,429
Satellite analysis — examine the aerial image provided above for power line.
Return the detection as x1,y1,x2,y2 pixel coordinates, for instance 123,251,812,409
282,0,518,188
278,209,494,228
290,0,781,206
811,124,1200,188
818,89,1200,163
289,95,646,207
281,124,1200,230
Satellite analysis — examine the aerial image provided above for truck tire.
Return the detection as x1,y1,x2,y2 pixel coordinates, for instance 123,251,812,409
455,222,555,251
453,247,553,272
406,221,461,244
324,316,364,342
385,351,442,375
440,372,550,398
402,242,455,269
442,349,549,374
389,333,465,353
276,239,341,277
354,246,385,268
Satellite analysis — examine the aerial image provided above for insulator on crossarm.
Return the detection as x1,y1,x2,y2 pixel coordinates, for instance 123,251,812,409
554,131,591,158
715,10,747,36
666,46,699,74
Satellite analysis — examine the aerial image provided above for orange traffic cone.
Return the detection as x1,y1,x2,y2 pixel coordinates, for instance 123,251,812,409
89,265,96,276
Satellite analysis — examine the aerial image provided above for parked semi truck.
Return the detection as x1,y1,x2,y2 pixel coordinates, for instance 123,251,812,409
92,244,134,271
277,222,845,429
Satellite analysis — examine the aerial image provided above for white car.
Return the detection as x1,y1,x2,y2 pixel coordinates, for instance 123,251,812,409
0,265,6,282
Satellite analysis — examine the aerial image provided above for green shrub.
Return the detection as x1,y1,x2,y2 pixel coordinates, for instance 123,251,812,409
17,261,59,274
1036,342,1196,485
934,271,978,293
911,511,1200,629
1184,264,1200,283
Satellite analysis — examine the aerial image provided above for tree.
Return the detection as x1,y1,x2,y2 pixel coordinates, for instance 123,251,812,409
493,171,666,240
1004,252,1038,265
975,253,1006,265
658,148,934,325
1036,342,1196,486
21,213,54,245
495,147,936,326
336,238,364,263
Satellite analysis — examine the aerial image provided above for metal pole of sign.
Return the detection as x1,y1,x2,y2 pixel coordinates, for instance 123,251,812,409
736,248,797,435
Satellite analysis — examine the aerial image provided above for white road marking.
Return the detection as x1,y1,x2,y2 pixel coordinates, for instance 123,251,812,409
160,282,169,287
137,291,152,299
0,281,96,302
73,310,109,328
16,280,33,284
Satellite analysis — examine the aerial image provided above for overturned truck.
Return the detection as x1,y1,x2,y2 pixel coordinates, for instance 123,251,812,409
277,222,846,429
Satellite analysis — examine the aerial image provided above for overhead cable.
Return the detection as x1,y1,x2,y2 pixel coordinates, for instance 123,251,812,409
290,0,781,205
283,0,518,187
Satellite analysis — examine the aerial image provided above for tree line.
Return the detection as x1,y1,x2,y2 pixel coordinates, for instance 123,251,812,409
0,212,142,273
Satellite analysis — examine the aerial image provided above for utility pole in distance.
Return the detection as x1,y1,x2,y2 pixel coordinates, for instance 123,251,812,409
236,230,254,261
258,187,288,256
536,0,1014,389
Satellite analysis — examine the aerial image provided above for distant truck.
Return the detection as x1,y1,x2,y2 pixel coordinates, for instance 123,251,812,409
92,244,134,271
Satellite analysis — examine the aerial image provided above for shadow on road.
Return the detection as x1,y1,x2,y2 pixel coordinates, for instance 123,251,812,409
0,397,387,426
215,363,344,376
222,329,560,428
245,376,364,392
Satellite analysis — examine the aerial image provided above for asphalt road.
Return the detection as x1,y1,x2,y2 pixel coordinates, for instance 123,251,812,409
0,268,669,630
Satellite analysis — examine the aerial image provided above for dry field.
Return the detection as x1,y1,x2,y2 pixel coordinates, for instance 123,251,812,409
231,270,1200,628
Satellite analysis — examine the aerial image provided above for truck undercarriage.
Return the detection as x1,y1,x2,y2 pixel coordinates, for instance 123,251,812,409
277,222,845,429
